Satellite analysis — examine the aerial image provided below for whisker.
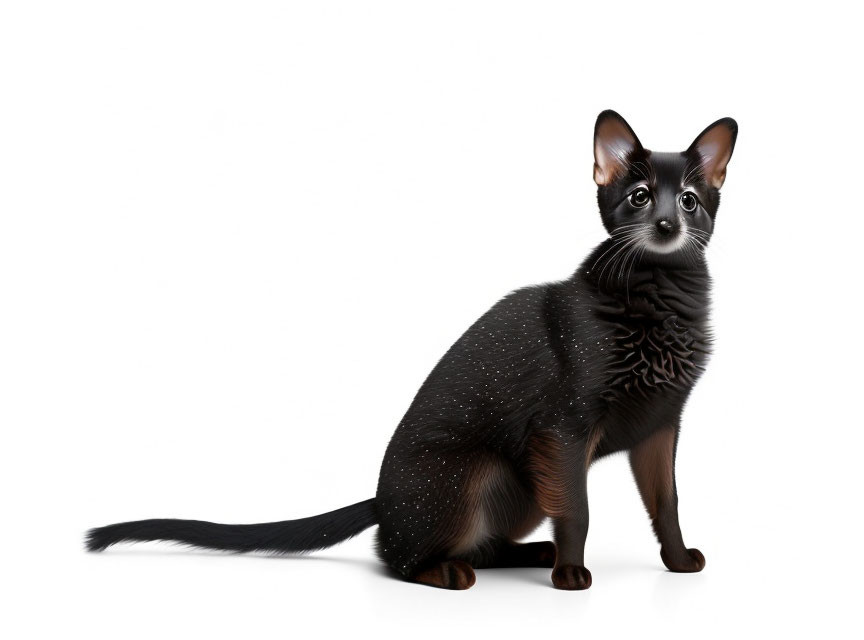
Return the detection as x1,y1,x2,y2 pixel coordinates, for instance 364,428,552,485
625,242,647,303
590,226,646,273
600,234,643,287
590,235,633,273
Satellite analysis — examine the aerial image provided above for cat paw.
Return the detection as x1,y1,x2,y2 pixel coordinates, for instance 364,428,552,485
661,547,705,573
412,560,477,590
551,565,592,590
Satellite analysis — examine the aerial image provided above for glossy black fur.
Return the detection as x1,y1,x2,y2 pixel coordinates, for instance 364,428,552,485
87,111,736,590
86,499,377,553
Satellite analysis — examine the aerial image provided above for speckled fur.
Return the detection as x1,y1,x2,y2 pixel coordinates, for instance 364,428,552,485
86,111,736,590
374,111,736,584
374,256,710,575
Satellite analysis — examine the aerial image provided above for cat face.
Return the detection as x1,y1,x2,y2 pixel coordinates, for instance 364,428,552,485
593,110,737,258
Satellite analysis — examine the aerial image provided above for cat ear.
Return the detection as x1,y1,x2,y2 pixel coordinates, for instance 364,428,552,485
688,118,738,189
593,110,643,186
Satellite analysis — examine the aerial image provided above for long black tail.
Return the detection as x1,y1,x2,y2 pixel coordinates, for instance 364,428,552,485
86,498,378,554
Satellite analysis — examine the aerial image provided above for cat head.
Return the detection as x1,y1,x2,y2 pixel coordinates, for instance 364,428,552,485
593,110,737,259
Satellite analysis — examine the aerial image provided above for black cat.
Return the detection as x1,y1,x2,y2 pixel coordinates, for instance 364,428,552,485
87,110,737,590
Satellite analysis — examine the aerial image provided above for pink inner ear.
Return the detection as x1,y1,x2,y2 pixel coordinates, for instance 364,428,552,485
696,129,733,188
594,119,638,186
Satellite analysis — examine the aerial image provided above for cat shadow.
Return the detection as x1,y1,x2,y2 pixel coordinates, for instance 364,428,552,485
94,545,382,572
496,559,661,588
94,546,676,589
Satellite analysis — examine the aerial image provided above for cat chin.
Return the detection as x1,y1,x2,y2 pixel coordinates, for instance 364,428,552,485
642,234,690,255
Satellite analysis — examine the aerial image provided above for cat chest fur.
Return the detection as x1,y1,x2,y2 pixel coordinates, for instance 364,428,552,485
594,276,711,402
607,314,708,397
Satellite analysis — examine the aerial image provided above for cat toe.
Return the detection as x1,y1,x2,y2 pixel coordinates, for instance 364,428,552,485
661,547,705,573
551,565,592,590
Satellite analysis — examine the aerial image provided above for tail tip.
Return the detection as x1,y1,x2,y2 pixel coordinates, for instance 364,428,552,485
85,527,111,552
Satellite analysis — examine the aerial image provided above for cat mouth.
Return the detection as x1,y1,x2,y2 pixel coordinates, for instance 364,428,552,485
643,231,689,255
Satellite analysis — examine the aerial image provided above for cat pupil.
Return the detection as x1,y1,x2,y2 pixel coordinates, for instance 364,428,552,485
680,192,697,212
630,188,649,207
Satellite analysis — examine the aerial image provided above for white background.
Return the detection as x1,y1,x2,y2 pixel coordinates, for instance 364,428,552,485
2,1,862,638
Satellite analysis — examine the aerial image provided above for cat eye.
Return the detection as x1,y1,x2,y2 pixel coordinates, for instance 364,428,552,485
679,192,698,212
628,187,650,208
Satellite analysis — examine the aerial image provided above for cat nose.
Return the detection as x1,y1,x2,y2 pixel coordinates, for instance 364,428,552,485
655,219,677,236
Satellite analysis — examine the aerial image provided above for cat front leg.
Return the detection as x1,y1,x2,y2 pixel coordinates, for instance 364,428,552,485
629,426,705,573
526,430,593,590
